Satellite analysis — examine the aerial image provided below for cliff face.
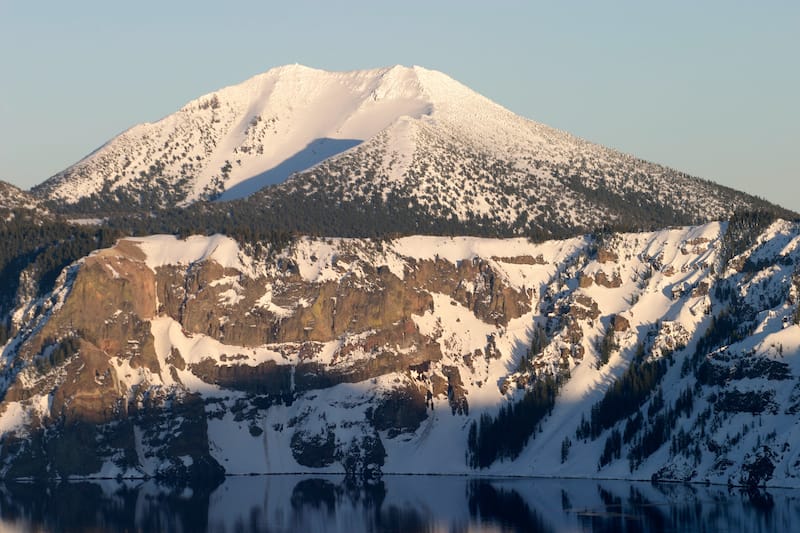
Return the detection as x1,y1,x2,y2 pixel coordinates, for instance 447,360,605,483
0,234,532,481
2,222,800,487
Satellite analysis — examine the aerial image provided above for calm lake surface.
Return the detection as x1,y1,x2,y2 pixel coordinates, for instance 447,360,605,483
0,475,795,532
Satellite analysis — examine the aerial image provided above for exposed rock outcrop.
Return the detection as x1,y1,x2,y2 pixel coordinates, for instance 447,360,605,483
3,221,800,489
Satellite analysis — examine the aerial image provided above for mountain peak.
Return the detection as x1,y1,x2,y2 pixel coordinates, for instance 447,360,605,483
35,65,460,204
245,63,465,105
32,65,791,231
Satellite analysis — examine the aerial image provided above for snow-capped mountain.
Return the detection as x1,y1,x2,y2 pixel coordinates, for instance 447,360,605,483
34,65,444,206
2,217,800,487
32,65,788,236
9,65,800,488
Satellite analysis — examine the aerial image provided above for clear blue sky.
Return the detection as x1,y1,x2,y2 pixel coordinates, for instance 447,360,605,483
1,1,798,211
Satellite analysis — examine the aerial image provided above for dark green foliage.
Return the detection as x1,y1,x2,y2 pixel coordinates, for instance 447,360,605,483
51,176,522,240
563,175,699,232
518,323,548,373
697,358,791,386
696,360,722,386
467,420,478,462
674,387,694,419
47,159,797,246
290,429,337,468
715,390,775,414
560,437,572,463
596,326,617,368
670,427,693,458
35,336,81,374
599,429,622,467
467,375,559,468
576,415,590,442
719,209,783,269
622,413,643,444
530,323,548,355
0,210,121,320
0,206,295,330
647,389,665,418
589,381,696,471
627,387,696,471
104,203,293,254
684,309,757,376
576,358,668,441
340,433,386,482
628,413,670,469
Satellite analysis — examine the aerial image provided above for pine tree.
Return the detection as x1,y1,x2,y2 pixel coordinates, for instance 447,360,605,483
560,437,572,463
596,326,617,368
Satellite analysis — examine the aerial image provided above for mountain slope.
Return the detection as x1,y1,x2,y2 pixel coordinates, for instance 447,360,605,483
2,219,800,486
32,65,791,237
33,65,437,206
0,181,40,213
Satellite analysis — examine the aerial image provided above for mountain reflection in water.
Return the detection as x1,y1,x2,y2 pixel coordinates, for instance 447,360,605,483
0,475,794,532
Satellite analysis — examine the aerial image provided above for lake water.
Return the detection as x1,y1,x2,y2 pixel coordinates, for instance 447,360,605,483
0,475,795,532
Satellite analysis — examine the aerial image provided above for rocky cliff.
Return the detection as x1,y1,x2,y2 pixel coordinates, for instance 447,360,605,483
2,220,800,487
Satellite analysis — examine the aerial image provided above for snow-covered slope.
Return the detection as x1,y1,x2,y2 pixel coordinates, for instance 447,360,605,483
0,181,40,212
32,65,786,235
33,65,438,205
2,219,800,487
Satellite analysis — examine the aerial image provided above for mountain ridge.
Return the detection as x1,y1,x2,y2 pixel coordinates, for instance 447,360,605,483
33,65,452,204
2,218,800,486
4,64,800,492
0,181,40,213
31,65,794,239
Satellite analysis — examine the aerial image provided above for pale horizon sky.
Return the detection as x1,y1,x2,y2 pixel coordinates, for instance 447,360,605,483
1,1,798,211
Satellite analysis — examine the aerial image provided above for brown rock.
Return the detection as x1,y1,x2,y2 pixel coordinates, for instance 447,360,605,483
167,347,186,371
572,344,585,360
371,384,428,434
430,374,448,397
597,248,618,264
34,254,157,354
190,358,292,395
569,294,601,320
408,257,530,326
691,282,710,297
0,236,537,475
491,255,547,265
612,314,631,332
441,366,469,415
50,341,125,425
277,269,433,343
594,271,622,288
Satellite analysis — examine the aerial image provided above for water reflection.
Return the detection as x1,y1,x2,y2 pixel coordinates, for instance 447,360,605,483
0,475,797,532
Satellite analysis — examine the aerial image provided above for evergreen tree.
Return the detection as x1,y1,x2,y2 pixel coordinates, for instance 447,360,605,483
560,437,572,463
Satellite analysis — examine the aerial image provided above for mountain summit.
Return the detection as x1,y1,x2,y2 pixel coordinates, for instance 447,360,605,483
35,65,477,204
33,65,789,235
